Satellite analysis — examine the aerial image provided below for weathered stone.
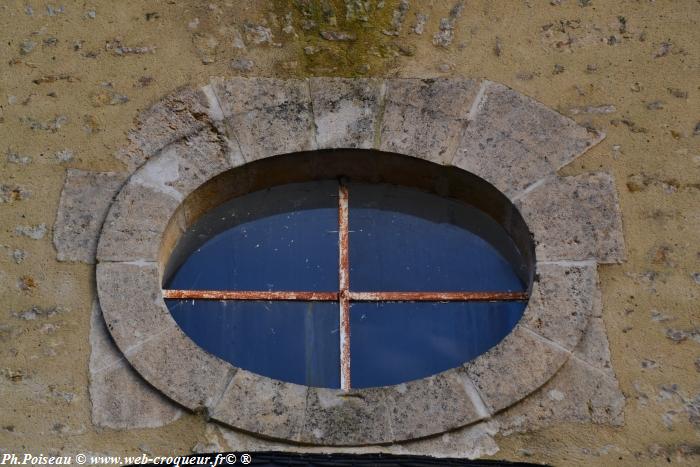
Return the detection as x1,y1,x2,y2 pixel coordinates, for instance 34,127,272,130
572,289,617,376
310,78,383,149
522,261,597,350
495,357,625,434
211,77,305,116
229,106,315,161
211,77,316,161
116,86,224,171
96,262,232,411
497,288,623,432
300,387,391,445
89,302,182,429
453,81,603,198
125,327,232,412
380,78,480,164
464,325,569,413
212,370,307,441
206,419,501,459
490,283,623,433
96,182,181,262
53,170,128,263
384,370,489,441
96,262,174,350
516,173,626,263
130,128,239,200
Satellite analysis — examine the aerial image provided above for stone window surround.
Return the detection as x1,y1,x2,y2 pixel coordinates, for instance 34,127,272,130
93,77,625,446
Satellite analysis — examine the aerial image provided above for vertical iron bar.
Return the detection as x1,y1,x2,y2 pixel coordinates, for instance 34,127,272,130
338,183,351,391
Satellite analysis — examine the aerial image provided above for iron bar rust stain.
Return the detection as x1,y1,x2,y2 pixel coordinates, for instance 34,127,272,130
162,290,339,301
161,289,529,302
348,291,529,302
338,183,351,391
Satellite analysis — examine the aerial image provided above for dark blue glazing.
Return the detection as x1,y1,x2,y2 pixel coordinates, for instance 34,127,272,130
349,301,526,388
165,180,529,389
165,181,339,292
349,183,527,292
167,300,341,388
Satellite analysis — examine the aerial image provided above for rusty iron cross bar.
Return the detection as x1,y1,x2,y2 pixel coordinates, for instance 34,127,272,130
162,182,529,391
160,290,529,302
338,184,352,389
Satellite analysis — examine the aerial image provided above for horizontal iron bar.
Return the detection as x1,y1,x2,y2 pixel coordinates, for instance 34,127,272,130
162,290,339,301
348,291,529,302
162,290,528,302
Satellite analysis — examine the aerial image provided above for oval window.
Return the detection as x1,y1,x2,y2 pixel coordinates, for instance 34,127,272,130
163,178,530,389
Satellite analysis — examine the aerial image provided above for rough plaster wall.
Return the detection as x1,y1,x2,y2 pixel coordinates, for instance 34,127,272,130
0,1,698,465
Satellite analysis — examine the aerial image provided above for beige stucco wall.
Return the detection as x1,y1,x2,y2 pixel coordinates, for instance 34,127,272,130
1,1,698,465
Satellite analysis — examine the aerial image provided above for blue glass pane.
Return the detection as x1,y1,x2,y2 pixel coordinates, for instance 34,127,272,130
165,181,339,291
349,301,525,388
349,183,526,292
167,300,340,388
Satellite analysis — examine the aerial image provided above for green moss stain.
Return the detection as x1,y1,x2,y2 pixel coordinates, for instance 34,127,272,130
271,0,409,77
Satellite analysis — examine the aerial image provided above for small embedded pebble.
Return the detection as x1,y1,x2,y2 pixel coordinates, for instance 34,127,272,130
282,13,294,35
665,329,688,343
320,30,357,41
20,40,36,55
12,249,26,264
18,275,37,291
432,18,454,47
21,115,68,132
412,13,428,35
0,185,30,203
7,151,32,165
641,359,659,369
230,58,254,72
55,149,74,163
569,105,616,115
653,41,672,58
494,37,502,57
106,39,156,55
667,87,688,99
244,23,275,45
136,76,155,87
46,5,65,16
301,19,317,31
15,224,47,240
516,71,535,81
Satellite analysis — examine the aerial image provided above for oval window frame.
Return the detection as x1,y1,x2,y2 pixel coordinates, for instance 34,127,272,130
96,77,607,445
162,163,533,391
